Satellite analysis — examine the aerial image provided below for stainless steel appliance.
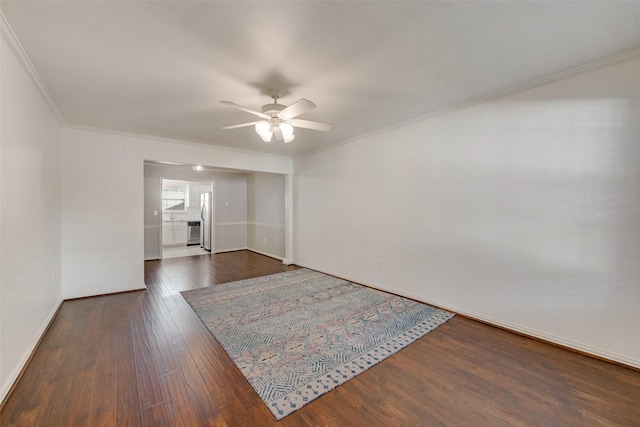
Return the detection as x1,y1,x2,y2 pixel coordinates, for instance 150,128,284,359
200,192,212,251
187,221,200,246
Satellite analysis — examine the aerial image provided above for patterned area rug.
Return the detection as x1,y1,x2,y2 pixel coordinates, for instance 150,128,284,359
181,268,454,420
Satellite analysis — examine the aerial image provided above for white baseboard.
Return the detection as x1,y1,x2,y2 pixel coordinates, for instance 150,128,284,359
1,298,63,404
214,247,248,254
294,261,640,370
246,247,285,261
62,284,146,300
213,247,286,263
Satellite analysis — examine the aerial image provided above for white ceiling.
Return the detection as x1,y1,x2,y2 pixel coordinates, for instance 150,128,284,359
3,1,640,157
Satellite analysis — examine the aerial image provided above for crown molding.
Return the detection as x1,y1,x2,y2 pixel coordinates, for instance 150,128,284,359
4,5,639,162
295,47,640,160
64,122,294,163
0,10,65,124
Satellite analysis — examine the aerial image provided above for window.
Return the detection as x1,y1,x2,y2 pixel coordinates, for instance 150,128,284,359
162,186,187,211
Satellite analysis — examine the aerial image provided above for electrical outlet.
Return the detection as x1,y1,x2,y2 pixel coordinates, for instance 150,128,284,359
377,261,383,270
263,237,267,243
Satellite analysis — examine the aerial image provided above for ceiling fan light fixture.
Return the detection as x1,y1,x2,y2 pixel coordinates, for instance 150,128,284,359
255,122,273,142
222,93,331,144
280,122,294,137
279,122,295,143
259,132,273,142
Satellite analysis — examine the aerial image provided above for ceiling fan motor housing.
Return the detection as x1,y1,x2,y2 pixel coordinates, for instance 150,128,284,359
261,103,286,115
268,117,281,127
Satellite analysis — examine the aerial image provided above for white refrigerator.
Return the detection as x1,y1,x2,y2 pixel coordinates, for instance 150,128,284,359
200,192,212,251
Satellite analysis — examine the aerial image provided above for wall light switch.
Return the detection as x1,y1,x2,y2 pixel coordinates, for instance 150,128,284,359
153,210,158,216
225,201,229,206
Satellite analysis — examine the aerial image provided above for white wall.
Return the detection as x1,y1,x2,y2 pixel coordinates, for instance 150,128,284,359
247,172,286,259
0,22,292,397
61,129,146,298
1,36,62,400
61,126,291,298
214,170,248,253
294,56,640,367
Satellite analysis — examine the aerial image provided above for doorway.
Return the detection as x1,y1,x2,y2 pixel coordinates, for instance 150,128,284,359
160,179,214,259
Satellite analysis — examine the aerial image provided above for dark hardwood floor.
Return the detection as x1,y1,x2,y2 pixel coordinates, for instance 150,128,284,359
2,250,639,426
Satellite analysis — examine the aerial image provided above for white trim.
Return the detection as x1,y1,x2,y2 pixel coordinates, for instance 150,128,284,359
214,248,285,263
210,181,216,255
0,10,65,124
62,284,146,300
65,122,294,162
284,174,294,266
5,2,640,164
295,47,640,160
0,299,63,403
215,221,286,229
145,160,249,174
215,247,248,254
158,176,164,258
247,248,285,261
247,221,286,229
294,261,640,370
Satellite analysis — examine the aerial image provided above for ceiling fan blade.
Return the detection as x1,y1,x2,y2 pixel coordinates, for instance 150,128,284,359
279,98,316,119
220,101,269,119
222,120,265,130
273,126,284,141
289,118,333,131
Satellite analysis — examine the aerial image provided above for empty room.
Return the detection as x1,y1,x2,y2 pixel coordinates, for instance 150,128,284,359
1,1,639,426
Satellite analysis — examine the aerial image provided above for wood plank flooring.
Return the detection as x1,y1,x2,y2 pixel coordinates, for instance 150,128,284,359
2,250,639,426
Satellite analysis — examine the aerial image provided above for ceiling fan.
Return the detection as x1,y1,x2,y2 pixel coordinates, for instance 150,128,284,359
221,90,332,143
